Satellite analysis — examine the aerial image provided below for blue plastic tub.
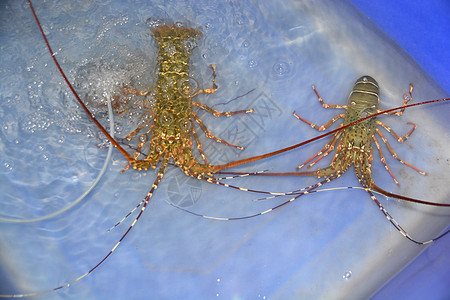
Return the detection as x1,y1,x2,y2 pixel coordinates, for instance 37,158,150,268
1,1,448,299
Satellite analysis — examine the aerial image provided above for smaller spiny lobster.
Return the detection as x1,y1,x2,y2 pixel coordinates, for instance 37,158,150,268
239,76,450,245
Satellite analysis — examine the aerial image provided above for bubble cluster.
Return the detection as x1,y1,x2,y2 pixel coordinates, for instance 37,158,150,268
137,112,155,127
146,18,165,29
143,91,157,109
21,112,52,133
164,45,177,57
248,59,258,69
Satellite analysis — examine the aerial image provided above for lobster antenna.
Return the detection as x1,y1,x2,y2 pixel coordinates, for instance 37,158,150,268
213,98,450,172
28,0,133,163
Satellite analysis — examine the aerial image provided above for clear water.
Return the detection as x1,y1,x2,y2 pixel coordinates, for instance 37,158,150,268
0,0,448,299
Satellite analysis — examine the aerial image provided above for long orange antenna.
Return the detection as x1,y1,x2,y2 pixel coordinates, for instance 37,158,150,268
28,0,133,163
213,98,449,172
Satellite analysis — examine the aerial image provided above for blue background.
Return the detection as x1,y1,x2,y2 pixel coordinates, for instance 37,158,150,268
352,1,449,94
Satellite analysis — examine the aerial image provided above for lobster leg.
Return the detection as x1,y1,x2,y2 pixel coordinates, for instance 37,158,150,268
297,130,342,169
376,128,427,175
293,111,345,131
306,130,343,169
191,125,209,164
381,84,413,116
312,84,347,109
372,136,400,185
376,121,416,143
190,64,218,97
192,112,245,150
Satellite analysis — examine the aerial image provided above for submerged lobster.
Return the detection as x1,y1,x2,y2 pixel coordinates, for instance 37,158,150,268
236,76,450,245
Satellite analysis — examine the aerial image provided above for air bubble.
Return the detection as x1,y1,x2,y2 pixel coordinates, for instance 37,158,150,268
178,78,199,97
164,45,176,57
235,14,246,25
132,172,142,181
145,91,157,109
138,112,155,127
160,112,174,126
155,145,164,153
242,40,250,48
272,61,290,77
1,160,14,173
146,18,164,29
179,120,192,132
21,112,52,133
58,135,65,143
115,124,123,133
184,39,196,52
342,270,352,280
139,135,147,143
204,22,212,30
403,93,411,101
248,59,258,68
